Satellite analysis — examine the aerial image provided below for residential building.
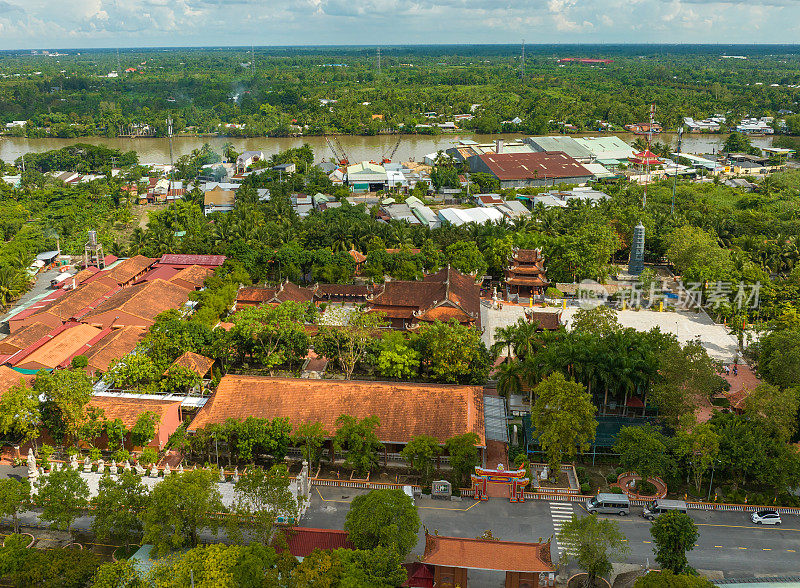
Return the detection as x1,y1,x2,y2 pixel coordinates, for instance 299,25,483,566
203,186,236,215
272,163,296,174
468,152,593,189
683,117,725,132
188,375,486,463
236,150,264,173
496,200,532,220
473,193,504,207
524,136,593,162
736,118,774,135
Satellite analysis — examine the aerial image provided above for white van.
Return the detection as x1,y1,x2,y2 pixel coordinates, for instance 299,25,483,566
643,499,688,520
586,493,630,516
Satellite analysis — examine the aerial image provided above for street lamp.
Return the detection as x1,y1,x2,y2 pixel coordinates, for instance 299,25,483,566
707,459,720,502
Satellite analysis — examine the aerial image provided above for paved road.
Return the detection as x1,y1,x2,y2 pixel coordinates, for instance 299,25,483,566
304,487,800,579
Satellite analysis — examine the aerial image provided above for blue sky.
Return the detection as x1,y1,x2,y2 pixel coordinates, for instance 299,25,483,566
0,0,798,48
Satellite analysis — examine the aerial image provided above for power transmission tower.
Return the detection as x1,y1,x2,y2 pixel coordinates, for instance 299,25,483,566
377,47,381,75
521,40,525,80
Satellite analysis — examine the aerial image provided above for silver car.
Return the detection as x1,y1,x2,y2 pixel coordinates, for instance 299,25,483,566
751,510,782,525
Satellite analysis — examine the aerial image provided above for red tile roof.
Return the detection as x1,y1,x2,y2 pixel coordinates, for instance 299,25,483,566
189,375,485,446
158,254,227,268
276,527,354,558
10,323,106,371
476,152,592,180
169,265,213,290
81,279,191,328
422,532,554,573
236,282,315,306
0,366,35,398
106,255,156,285
169,351,214,377
83,327,147,374
0,322,53,355
88,396,181,430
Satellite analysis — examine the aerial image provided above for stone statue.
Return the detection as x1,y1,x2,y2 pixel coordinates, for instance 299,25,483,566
83,456,92,472
123,460,131,472
27,449,37,478
110,460,118,475
135,462,145,475
70,454,79,470
219,468,226,483
232,467,239,483
150,464,158,477
163,463,171,476
97,459,105,474
178,464,184,474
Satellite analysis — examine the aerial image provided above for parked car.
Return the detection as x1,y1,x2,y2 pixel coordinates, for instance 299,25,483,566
642,499,688,520
586,493,630,516
751,510,782,525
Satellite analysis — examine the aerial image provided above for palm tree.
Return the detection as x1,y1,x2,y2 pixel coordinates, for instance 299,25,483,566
0,266,28,310
496,361,524,398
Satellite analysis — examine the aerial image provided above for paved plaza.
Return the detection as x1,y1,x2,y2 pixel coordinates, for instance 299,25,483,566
481,303,740,362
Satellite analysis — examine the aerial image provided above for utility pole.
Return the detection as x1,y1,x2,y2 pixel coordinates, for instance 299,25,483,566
166,117,174,196
672,125,683,216
643,103,655,209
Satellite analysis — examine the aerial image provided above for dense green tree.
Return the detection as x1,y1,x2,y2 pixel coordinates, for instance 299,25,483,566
35,368,93,446
294,421,328,468
401,435,442,486
614,424,672,483
142,469,225,556
650,511,700,574
333,415,383,475
230,464,299,545
415,319,490,384
558,514,629,587
634,571,715,588
531,373,598,474
0,383,40,448
37,467,90,531
344,488,420,557
0,478,31,534
91,470,150,546
445,432,480,488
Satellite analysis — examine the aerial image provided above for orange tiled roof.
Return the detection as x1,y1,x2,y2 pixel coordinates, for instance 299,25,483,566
0,366,35,398
13,323,105,370
422,532,554,573
189,375,485,446
33,279,120,322
169,351,214,377
88,396,181,429
236,282,315,305
81,279,191,328
106,255,156,285
83,327,147,373
0,322,52,355
169,265,212,289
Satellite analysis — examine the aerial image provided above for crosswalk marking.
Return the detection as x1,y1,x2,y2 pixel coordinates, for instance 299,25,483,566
550,502,577,557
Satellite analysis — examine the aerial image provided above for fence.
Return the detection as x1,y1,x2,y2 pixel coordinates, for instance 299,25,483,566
310,478,421,493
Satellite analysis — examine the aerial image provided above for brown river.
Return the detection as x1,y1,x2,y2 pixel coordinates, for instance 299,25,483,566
0,132,776,165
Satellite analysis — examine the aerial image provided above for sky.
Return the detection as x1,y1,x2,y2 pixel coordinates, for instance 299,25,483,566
0,0,798,49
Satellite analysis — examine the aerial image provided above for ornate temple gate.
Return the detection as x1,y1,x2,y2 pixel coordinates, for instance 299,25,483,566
471,465,530,502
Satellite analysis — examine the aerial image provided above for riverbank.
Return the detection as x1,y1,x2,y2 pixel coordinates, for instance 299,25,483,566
0,131,777,165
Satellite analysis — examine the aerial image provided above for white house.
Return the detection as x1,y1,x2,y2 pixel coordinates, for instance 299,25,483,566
236,150,265,173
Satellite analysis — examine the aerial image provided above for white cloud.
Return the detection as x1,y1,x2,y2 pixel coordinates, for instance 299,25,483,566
0,0,796,47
